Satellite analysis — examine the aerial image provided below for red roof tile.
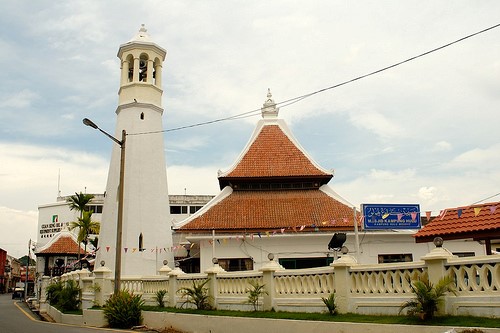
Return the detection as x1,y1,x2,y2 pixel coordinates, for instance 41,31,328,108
38,234,84,255
179,189,355,232
414,201,500,242
221,125,332,180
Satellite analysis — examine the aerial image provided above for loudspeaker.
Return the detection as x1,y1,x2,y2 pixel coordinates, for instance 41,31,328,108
328,233,346,250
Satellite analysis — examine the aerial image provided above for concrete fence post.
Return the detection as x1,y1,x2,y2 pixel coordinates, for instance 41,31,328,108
421,239,456,315
260,258,283,311
168,267,185,307
205,264,226,309
39,275,51,313
93,266,112,307
331,255,357,314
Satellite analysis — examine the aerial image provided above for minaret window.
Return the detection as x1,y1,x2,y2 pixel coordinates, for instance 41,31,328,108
140,112,144,120
139,54,148,82
127,55,134,83
139,233,144,251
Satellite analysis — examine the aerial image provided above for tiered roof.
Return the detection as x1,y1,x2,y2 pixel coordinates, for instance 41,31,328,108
176,90,356,233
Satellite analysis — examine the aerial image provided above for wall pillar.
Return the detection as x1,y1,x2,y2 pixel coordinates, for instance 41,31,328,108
168,267,185,307
260,257,283,311
205,263,225,309
93,266,112,307
421,239,456,315
331,255,357,314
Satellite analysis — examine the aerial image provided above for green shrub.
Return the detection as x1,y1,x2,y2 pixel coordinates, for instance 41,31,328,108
321,293,337,315
245,280,267,311
155,289,168,308
399,274,456,321
46,280,64,306
103,290,144,328
178,279,212,310
46,280,81,312
58,280,81,312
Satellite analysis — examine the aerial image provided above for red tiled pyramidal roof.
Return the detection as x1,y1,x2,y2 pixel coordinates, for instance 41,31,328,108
414,201,500,243
178,189,355,232
38,234,84,255
220,124,332,180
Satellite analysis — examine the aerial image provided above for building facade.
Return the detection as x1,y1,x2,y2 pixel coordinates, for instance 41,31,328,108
174,90,485,273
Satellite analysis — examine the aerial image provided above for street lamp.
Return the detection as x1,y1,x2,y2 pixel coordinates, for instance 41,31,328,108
83,118,126,295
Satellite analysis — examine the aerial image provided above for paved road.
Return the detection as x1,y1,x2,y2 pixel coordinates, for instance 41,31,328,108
0,293,133,333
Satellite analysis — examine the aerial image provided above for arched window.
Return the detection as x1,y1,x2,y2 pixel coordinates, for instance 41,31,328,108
127,55,134,82
139,233,144,251
139,54,149,82
140,112,144,120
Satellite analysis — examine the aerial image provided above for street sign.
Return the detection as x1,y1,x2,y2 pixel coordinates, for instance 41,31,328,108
362,204,421,230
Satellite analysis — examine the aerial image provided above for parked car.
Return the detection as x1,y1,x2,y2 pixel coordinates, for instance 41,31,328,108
12,287,24,299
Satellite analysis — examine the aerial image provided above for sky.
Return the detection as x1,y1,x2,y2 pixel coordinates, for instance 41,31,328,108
1,1,499,258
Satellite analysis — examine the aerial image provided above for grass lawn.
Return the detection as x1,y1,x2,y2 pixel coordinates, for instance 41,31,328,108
141,306,499,328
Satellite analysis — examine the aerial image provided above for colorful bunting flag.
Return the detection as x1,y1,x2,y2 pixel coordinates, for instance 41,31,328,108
490,205,497,214
411,212,417,221
426,211,431,220
106,246,110,252
457,209,463,218
382,213,390,219
397,213,403,222
474,207,482,217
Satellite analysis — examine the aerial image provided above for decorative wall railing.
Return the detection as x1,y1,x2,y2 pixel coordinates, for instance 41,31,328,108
349,263,426,295
43,246,500,317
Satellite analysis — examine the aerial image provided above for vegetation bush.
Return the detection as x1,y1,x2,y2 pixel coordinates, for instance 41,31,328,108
399,274,456,321
46,280,81,312
178,279,212,310
245,280,267,311
155,289,168,308
103,290,144,328
46,280,64,306
321,293,337,315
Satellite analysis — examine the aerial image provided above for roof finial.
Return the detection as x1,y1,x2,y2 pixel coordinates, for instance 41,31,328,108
261,88,279,119
131,24,152,42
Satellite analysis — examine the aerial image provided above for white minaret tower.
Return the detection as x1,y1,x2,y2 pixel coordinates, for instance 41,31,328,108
97,25,173,276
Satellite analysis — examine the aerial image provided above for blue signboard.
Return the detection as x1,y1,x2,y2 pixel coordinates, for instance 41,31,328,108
362,204,421,230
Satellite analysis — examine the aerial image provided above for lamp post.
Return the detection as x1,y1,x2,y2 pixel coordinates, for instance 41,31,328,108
83,118,126,295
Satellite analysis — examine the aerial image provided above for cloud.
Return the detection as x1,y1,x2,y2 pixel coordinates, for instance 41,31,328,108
167,136,211,151
0,206,38,259
349,109,406,140
167,165,220,196
445,143,500,171
0,89,39,109
432,141,452,152
0,142,108,211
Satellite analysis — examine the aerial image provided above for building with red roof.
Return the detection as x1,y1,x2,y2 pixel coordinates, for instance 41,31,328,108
174,90,486,273
35,230,88,276
415,201,500,254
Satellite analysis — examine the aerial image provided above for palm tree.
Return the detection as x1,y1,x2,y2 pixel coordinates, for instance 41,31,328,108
67,192,95,264
67,192,95,219
69,210,100,266
399,274,456,320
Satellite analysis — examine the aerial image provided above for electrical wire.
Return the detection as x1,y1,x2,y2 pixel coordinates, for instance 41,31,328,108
128,22,500,137
470,192,500,205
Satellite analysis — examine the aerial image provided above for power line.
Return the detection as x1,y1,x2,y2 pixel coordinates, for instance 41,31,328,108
470,192,500,205
128,22,500,137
